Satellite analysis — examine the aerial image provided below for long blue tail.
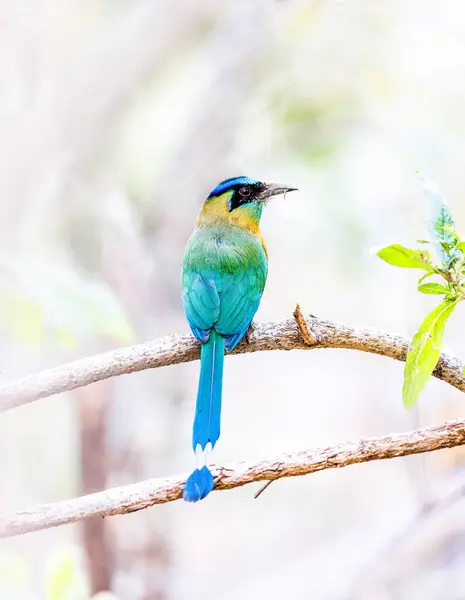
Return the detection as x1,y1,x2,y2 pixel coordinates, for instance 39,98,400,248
183,329,224,502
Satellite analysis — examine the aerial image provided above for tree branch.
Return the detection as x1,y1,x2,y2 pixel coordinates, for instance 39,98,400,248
2,418,465,538
1,309,464,413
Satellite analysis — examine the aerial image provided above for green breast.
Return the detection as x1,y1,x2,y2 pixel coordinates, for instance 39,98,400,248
183,223,267,275
182,223,268,340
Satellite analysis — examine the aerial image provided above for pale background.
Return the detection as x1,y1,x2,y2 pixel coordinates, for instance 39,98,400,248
1,1,465,599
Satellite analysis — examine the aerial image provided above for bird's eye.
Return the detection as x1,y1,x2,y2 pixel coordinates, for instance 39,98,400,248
238,186,251,197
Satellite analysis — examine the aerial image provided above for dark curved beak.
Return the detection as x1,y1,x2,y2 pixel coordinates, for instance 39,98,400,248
258,182,298,200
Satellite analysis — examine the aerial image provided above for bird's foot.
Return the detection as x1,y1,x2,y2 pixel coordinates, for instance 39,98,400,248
244,321,256,344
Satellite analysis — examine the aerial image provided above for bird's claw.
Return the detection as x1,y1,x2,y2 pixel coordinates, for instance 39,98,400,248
244,321,256,344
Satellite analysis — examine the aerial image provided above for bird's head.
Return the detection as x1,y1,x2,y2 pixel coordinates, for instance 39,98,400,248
198,176,297,229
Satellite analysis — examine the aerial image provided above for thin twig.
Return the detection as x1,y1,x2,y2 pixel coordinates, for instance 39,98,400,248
254,480,274,499
2,418,465,538
0,312,464,413
293,304,318,345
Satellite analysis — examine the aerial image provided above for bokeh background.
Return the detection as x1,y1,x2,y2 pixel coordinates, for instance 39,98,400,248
2,1,465,599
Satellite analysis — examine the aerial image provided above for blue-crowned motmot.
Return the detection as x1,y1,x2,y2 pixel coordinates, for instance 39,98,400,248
181,176,297,502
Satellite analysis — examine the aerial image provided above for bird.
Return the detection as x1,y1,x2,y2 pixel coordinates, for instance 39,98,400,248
181,176,297,502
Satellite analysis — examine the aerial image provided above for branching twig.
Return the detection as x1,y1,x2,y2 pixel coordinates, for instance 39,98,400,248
253,305,319,498
1,309,464,413
253,479,274,499
2,419,465,538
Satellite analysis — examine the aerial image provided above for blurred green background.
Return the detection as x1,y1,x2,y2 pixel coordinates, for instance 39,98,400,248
2,1,465,598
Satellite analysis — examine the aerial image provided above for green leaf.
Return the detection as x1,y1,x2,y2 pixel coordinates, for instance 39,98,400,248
45,548,89,600
418,283,451,295
457,241,465,253
403,299,457,409
0,282,45,349
444,228,460,242
46,552,75,600
418,272,435,285
7,260,135,345
377,245,434,272
440,241,454,253
419,173,457,261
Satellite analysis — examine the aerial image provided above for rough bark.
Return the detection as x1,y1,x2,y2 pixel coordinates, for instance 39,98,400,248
1,418,465,538
0,308,464,412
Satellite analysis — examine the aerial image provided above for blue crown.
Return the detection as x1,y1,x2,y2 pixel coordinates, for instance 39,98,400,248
207,176,259,198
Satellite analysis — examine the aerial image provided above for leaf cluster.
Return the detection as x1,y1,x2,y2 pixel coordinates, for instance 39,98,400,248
378,184,464,408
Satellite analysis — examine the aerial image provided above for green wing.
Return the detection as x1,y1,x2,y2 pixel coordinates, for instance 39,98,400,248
182,271,220,342
215,261,267,350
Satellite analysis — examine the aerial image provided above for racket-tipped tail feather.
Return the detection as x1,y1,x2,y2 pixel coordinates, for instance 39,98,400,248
182,466,214,502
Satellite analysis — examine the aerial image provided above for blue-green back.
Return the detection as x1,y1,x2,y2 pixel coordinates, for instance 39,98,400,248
182,223,267,350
